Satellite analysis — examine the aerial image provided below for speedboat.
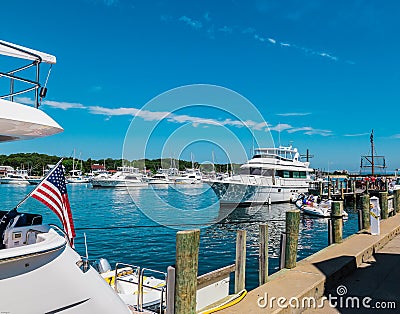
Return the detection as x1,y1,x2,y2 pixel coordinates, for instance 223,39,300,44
94,259,167,310
295,194,348,218
0,39,135,314
148,171,174,185
91,167,148,188
0,169,30,184
205,145,312,205
67,169,90,184
174,168,203,184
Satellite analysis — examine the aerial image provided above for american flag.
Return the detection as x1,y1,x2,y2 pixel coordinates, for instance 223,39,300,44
31,160,76,247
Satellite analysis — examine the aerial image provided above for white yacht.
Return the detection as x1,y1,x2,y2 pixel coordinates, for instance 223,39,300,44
148,169,174,185
0,168,30,185
91,166,148,188
205,145,313,205
0,40,134,314
174,168,203,184
67,169,90,184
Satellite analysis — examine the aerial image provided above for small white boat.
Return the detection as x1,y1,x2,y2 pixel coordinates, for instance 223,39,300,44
94,259,167,310
92,167,148,188
67,170,90,184
174,168,203,184
148,172,174,185
295,195,348,218
0,169,30,185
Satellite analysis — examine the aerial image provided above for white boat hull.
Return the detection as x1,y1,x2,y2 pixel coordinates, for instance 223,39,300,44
0,178,30,185
0,227,130,314
92,179,148,188
206,179,308,205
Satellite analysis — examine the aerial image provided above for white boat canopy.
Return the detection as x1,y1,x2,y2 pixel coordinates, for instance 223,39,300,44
0,40,56,64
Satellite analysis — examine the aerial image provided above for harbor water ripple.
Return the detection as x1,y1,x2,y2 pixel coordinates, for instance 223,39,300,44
2,184,359,290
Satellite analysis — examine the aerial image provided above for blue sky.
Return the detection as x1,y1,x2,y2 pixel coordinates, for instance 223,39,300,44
1,0,400,172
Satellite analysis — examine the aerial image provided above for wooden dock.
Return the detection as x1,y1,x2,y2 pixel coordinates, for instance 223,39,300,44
164,187,400,313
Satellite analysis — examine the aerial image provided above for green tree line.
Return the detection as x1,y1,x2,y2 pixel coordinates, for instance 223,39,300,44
0,153,240,176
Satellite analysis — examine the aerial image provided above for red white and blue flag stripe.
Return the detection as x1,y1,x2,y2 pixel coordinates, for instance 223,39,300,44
31,160,76,246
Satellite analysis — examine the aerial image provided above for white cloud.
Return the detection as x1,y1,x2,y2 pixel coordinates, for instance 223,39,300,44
276,112,311,117
43,100,86,110
287,126,332,136
280,42,291,47
15,97,35,105
267,38,276,44
19,97,332,136
269,123,293,132
219,26,233,33
204,12,211,22
344,133,369,137
179,16,202,30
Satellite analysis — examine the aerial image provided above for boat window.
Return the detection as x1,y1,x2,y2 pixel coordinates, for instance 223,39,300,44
125,176,137,180
261,169,274,177
250,168,261,175
283,171,290,178
300,171,307,178
293,171,300,178
239,168,250,175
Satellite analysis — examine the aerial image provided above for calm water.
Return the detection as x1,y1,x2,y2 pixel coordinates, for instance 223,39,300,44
2,183,359,290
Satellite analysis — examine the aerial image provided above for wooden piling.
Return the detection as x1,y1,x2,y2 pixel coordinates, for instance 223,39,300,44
175,229,200,314
235,230,246,293
379,191,388,220
331,201,343,243
365,181,370,194
319,181,323,196
361,195,371,230
394,189,400,214
259,224,268,286
341,188,345,201
285,210,300,269
328,181,332,199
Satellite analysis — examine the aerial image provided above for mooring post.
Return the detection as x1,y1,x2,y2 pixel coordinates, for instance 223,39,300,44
394,189,400,214
365,181,370,194
328,181,332,199
341,188,345,201
361,194,371,230
331,201,343,243
285,210,300,269
319,181,323,196
235,230,246,293
175,229,200,314
379,191,389,220
259,224,268,286
166,266,176,314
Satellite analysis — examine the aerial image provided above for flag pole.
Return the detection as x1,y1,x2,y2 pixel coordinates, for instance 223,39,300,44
14,158,64,211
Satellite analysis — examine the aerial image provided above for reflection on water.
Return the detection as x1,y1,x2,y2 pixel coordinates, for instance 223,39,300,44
1,184,359,290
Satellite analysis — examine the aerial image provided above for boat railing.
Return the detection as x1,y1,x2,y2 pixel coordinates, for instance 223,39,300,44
114,262,167,313
0,41,49,108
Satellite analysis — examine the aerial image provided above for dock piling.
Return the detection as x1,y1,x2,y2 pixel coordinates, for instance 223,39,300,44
259,224,268,286
175,229,200,314
166,266,176,314
394,189,400,214
379,191,389,220
285,210,300,269
235,230,246,293
361,195,371,230
331,201,343,243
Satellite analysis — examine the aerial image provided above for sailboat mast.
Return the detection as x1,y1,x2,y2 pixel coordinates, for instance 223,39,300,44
370,130,374,176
